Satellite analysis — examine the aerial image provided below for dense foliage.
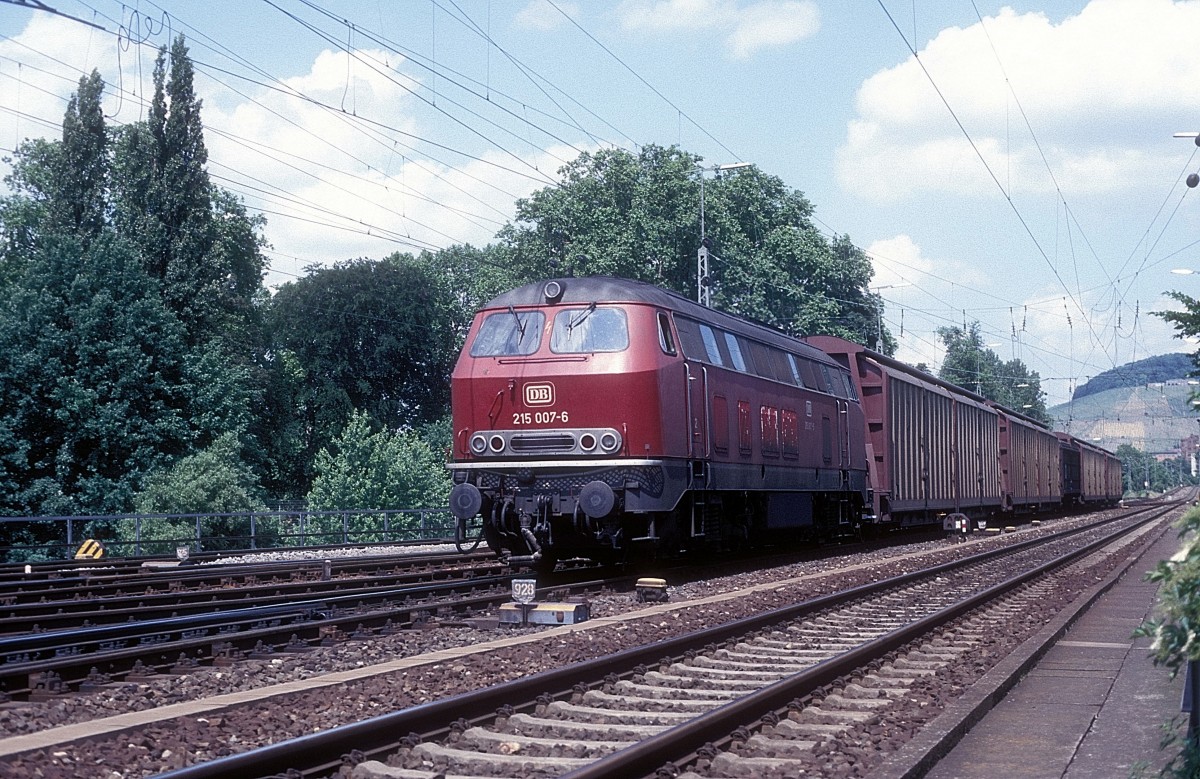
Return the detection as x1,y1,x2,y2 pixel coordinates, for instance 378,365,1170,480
267,256,467,490
1115,444,1196,495
1073,352,1194,401
307,411,451,512
936,322,1050,424
0,48,265,528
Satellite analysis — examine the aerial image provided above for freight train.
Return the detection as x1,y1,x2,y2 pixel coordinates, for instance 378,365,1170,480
447,276,1121,568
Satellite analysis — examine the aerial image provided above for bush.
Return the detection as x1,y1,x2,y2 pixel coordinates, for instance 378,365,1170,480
1136,506,1200,777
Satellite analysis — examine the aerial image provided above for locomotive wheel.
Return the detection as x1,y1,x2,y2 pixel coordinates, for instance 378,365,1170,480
454,514,485,553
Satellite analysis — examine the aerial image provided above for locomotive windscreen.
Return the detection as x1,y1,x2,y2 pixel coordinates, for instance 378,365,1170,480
549,306,629,353
470,310,545,356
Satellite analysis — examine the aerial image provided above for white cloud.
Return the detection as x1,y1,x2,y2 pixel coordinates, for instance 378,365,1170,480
0,15,124,152
199,47,572,283
514,1,579,31
866,234,931,288
837,0,1200,201
618,0,819,59
0,20,560,286
863,234,942,368
726,2,821,59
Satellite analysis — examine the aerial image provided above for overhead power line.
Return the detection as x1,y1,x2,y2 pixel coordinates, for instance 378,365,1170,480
874,0,1112,370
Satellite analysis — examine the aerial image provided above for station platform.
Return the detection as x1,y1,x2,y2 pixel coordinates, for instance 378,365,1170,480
920,521,1187,779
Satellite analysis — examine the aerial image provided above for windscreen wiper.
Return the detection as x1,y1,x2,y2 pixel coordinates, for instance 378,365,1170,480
568,302,597,332
507,305,527,340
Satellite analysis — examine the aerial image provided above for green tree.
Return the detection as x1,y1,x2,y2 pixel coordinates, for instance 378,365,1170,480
268,256,463,491
45,70,108,244
1115,443,1179,495
128,432,270,552
496,144,886,347
135,432,266,514
110,36,266,353
1,71,108,282
0,234,194,517
423,243,520,333
937,322,1049,423
1158,292,1200,408
307,411,451,527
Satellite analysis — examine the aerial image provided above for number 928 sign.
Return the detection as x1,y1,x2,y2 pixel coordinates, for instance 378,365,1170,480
511,579,537,604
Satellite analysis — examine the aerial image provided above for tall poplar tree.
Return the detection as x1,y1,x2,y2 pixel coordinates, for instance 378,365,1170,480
111,35,265,353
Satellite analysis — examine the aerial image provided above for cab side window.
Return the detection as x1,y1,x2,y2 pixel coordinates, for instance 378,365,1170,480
657,312,677,356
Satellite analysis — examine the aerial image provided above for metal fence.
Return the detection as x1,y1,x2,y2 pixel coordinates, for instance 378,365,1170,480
0,508,457,561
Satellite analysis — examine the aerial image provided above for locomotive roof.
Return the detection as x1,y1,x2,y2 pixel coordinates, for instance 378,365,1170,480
484,276,839,365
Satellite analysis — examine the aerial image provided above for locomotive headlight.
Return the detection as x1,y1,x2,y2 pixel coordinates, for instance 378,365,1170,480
579,433,597,452
489,434,506,453
600,432,620,453
470,434,487,455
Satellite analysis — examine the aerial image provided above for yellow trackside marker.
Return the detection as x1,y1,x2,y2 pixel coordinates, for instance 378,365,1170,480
74,538,105,560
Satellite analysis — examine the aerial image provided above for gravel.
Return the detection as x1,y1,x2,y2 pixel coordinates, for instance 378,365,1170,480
0,511,1133,778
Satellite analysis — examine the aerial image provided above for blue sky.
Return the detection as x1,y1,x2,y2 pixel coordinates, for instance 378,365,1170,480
1,0,1198,412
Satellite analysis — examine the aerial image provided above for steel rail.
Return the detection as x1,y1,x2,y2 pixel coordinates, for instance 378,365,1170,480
2,568,618,698
0,549,495,601
0,574,516,698
0,561,510,633
561,507,1173,779
152,507,1165,779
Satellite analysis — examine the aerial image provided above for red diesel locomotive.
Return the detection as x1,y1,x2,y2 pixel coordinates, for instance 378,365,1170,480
447,276,868,566
447,276,1121,566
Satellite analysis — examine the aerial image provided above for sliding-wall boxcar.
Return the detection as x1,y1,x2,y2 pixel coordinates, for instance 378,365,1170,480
807,336,1003,527
996,409,1061,510
1057,434,1122,506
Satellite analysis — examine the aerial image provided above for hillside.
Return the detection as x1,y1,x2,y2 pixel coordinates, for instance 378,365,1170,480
1073,353,1194,401
1051,378,1200,453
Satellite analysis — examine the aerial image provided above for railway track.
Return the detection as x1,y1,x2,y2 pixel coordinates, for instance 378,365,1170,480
0,555,610,701
137,504,1171,779
0,551,504,634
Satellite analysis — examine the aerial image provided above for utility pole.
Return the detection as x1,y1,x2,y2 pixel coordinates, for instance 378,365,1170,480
697,162,753,306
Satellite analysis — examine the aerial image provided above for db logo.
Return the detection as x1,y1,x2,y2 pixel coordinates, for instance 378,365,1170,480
524,382,555,407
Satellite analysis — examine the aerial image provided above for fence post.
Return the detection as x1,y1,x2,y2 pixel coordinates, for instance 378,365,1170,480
342,511,349,544
250,513,257,550
135,516,142,556
195,516,202,553
66,517,74,550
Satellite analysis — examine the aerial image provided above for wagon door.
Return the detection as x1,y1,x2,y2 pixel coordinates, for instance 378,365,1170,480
685,361,709,461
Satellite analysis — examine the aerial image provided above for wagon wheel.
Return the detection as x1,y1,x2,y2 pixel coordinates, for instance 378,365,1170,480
454,515,485,553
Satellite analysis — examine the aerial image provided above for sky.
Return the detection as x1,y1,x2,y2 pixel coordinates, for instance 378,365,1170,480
1,0,1199,415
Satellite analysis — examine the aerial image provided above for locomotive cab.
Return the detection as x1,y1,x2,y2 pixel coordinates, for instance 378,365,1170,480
448,278,688,567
